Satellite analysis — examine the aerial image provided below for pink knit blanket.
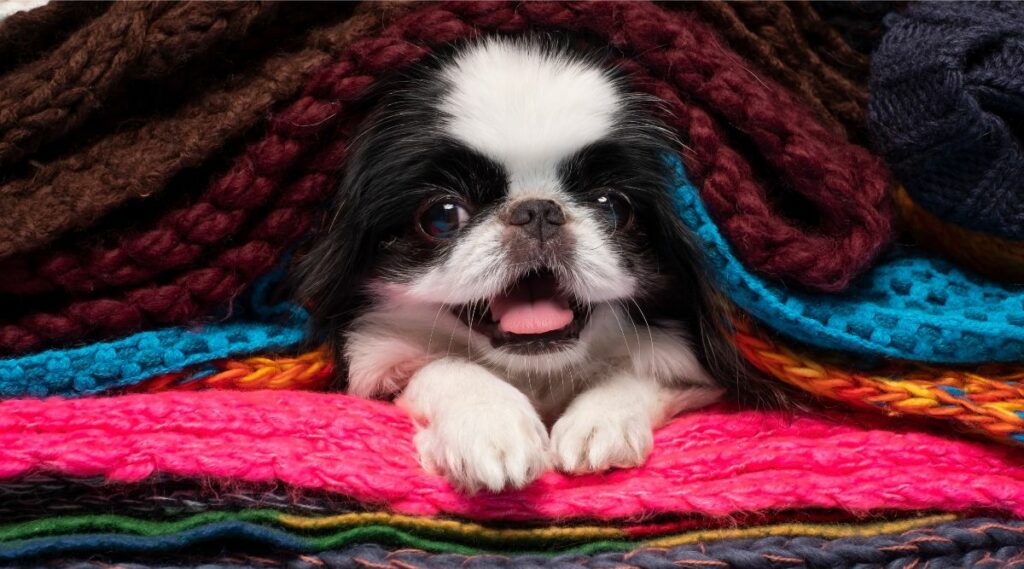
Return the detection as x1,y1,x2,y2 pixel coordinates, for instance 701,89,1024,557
3,390,1021,521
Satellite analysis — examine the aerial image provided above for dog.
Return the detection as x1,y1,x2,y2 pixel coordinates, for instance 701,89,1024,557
297,36,771,493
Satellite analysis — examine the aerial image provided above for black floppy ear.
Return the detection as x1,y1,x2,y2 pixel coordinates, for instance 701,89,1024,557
293,175,373,369
652,193,792,409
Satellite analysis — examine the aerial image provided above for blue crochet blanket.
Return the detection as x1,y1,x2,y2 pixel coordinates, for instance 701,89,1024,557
671,159,1024,364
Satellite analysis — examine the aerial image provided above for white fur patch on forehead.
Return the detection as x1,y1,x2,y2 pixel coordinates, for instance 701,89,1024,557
440,38,622,178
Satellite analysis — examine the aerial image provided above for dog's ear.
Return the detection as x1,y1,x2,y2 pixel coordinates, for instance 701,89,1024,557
651,183,792,410
293,167,373,371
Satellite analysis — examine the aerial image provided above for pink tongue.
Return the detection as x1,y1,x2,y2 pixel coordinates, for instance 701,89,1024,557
490,275,574,335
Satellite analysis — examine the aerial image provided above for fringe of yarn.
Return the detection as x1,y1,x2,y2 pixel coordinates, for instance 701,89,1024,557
894,186,1024,283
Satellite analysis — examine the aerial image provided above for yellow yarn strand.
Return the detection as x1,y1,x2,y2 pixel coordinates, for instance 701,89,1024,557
644,514,958,548
278,511,626,541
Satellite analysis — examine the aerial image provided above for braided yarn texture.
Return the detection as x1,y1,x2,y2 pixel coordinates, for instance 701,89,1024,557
677,1,870,141
895,186,1024,283
0,3,414,297
0,3,409,265
2,390,1024,522
0,2,108,75
0,2,276,168
124,348,332,394
869,1,1024,241
670,158,1024,364
732,317,1024,445
0,5,431,354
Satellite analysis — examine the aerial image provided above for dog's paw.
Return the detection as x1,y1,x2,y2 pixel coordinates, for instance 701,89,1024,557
414,400,549,493
550,400,652,474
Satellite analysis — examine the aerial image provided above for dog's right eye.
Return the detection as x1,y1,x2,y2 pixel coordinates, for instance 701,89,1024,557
417,200,471,240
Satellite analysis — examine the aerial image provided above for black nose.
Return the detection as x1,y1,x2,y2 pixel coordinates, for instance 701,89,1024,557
507,199,566,241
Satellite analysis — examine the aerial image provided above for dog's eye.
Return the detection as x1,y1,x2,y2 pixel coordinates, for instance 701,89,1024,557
595,192,632,230
417,200,471,240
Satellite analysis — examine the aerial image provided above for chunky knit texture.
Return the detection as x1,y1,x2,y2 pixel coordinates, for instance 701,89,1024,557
869,1,1024,241
0,0,894,354
0,3,412,262
0,2,279,168
0,270,307,398
0,2,108,75
2,390,1024,522
676,1,870,141
671,159,1024,364
895,185,1024,283
0,4,412,295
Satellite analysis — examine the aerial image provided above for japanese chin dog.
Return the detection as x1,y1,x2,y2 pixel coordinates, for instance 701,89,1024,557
297,36,776,493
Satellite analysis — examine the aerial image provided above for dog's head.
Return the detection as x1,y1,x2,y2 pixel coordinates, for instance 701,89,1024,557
297,36,775,402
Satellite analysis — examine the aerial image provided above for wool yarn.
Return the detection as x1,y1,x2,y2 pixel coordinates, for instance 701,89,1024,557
0,3,412,261
0,511,958,559
0,3,413,294
28,519,1024,569
676,1,870,141
732,317,1024,445
0,269,308,398
0,0,50,22
811,1,906,55
0,2,108,75
0,2,278,167
670,157,1024,364
895,186,1024,283
869,1,1024,241
0,510,956,553
3,390,1024,522
124,348,332,394
222,521,1024,569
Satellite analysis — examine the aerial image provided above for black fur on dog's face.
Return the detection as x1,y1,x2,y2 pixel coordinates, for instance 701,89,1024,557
296,36,778,405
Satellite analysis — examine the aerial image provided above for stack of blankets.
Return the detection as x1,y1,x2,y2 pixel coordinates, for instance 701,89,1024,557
1,2,1023,567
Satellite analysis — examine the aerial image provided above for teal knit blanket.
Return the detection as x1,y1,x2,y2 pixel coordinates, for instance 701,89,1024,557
671,159,1024,364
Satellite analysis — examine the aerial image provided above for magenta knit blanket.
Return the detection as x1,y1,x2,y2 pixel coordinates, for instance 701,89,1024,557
3,390,1021,521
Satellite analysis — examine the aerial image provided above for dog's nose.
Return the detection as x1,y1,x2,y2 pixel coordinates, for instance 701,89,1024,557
507,199,566,241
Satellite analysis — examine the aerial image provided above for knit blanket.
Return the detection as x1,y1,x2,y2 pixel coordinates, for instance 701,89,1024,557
4,2,1024,566
671,160,1024,364
2,391,1022,521
1,390,1023,564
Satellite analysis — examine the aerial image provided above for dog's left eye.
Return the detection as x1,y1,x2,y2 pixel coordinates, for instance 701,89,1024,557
417,200,471,240
595,192,633,230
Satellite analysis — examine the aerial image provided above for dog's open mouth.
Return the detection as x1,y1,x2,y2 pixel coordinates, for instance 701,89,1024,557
454,269,589,354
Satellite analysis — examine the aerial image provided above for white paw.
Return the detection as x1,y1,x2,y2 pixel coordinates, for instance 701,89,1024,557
551,402,653,474
414,400,549,493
